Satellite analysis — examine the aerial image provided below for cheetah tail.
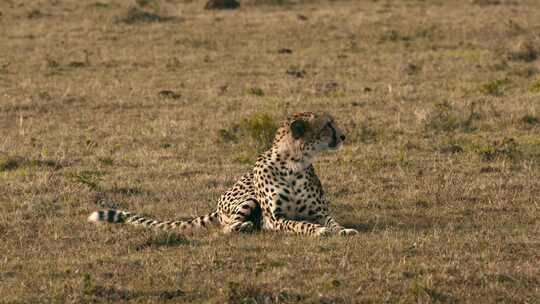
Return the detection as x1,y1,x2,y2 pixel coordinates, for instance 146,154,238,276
87,209,221,233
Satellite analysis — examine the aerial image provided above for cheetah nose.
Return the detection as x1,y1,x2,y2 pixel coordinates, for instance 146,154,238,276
340,135,346,141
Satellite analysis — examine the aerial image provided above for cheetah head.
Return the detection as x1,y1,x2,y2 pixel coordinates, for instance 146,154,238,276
273,112,346,161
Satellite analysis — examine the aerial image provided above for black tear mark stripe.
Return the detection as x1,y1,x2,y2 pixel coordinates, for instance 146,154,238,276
328,124,337,146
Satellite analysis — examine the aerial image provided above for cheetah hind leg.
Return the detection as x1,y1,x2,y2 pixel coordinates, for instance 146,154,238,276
223,199,261,234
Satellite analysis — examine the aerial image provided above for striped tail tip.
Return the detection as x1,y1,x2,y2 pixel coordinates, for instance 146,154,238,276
88,211,101,223
88,210,127,223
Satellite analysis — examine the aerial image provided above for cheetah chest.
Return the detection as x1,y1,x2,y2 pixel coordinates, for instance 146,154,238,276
274,174,323,220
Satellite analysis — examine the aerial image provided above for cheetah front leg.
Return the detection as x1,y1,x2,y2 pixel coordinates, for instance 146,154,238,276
264,214,329,236
221,199,260,234
315,214,359,236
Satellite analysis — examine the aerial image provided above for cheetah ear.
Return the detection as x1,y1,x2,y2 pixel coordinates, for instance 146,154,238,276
290,119,308,139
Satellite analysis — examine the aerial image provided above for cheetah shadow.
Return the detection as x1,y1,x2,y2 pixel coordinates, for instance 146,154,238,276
343,215,458,233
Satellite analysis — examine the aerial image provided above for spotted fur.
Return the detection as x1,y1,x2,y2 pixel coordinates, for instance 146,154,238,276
88,112,358,236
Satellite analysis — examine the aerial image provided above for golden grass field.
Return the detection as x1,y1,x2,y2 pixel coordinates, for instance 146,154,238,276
1,0,540,302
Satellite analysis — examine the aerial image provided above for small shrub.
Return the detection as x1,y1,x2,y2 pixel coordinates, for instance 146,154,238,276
232,152,253,164
379,30,403,43
471,0,501,5
507,40,538,62
158,90,181,99
440,144,464,154
477,146,497,161
45,57,60,69
0,156,61,172
424,102,460,132
286,67,306,78
358,122,377,144
520,114,538,125
250,0,292,6
98,157,114,166
218,114,278,150
135,233,190,251
218,128,238,143
238,114,278,148
111,186,144,196
116,7,178,24
401,63,421,76
508,66,538,78
37,90,53,100
88,2,112,9
205,0,240,9
424,101,479,133
64,170,105,190
477,138,520,161
136,0,160,12
409,280,454,303
81,273,138,301
175,37,217,50
82,274,98,296
529,79,540,93
0,156,21,171
225,282,303,304
248,87,265,97
480,79,509,96
28,9,46,19
317,81,342,97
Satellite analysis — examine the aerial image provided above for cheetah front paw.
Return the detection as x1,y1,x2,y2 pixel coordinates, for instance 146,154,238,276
338,228,359,236
236,221,255,233
316,227,332,237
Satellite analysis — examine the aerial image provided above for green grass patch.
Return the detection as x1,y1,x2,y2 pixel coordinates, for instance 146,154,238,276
480,79,510,96
424,101,478,133
0,156,21,171
219,113,278,150
64,170,105,190
135,232,192,251
476,138,520,162
247,87,265,97
0,155,62,172
442,49,487,61
97,157,114,166
520,114,538,125
225,282,304,304
529,78,540,93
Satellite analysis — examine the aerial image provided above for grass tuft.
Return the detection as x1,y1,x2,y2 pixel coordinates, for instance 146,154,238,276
250,0,293,6
248,87,265,97
116,7,179,24
0,155,62,172
440,143,464,154
82,274,139,301
507,40,538,62
520,114,538,125
529,78,540,93
477,138,520,161
135,232,192,251
480,79,509,96
225,282,304,304
0,156,22,171
64,170,105,190
219,113,278,150
239,114,279,148
424,101,478,133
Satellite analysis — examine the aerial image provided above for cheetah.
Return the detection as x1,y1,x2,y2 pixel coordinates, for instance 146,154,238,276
88,112,358,236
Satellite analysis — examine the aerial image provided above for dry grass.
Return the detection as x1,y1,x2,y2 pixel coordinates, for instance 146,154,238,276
1,0,540,302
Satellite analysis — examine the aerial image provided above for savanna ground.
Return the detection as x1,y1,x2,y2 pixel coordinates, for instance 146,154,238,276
1,0,540,302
